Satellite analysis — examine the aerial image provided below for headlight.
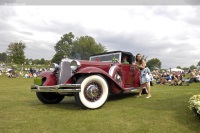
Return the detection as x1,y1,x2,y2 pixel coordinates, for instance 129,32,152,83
70,60,81,71
50,63,59,72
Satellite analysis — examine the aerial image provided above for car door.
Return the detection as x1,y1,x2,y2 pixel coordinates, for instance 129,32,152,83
121,64,140,88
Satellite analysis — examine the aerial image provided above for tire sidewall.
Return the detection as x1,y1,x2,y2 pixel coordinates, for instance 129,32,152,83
36,92,64,104
78,75,108,109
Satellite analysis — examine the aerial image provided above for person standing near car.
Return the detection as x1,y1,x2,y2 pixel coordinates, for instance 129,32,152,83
132,53,152,98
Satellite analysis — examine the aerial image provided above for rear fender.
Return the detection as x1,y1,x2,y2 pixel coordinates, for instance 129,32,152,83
38,71,57,86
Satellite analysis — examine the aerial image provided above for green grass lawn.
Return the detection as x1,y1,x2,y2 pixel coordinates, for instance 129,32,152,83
0,75,200,133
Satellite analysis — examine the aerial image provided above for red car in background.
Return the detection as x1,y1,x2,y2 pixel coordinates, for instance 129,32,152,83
31,51,140,109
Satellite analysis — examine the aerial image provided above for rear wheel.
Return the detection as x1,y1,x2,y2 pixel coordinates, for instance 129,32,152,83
75,75,109,109
36,92,64,104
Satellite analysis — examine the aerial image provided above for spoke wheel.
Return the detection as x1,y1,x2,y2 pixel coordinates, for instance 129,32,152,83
84,82,103,102
75,75,108,109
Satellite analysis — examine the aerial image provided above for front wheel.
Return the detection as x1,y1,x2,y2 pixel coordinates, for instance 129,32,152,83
75,75,109,109
36,92,64,104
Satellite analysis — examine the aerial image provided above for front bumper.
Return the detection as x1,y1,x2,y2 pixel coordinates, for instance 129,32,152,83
31,84,81,92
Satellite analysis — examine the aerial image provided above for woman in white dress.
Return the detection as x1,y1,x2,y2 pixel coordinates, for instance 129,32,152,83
132,53,152,98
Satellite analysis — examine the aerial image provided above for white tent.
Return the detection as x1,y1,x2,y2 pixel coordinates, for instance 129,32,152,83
168,68,184,73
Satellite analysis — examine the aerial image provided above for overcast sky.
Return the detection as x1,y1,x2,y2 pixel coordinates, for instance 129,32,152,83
0,6,200,69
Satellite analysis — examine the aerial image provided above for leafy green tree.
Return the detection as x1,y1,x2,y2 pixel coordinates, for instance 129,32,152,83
71,36,107,60
182,67,189,71
190,65,196,70
52,32,107,63
52,32,75,63
6,41,26,64
197,61,200,66
176,66,181,69
32,59,40,65
26,58,50,65
40,58,45,65
45,60,51,65
0,52,7,62
51,52,64,64
54,32,75,58
146,58,161,70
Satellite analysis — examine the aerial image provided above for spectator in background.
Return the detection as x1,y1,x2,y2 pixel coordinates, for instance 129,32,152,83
29,72,33,78
30,68,33,75
170,73,178,86
177,73,184,85
42,68,45,72
160,73,172,85
24,73,28,78
188,68,191,73
20,71,23,76
33,73,37,78
165,73,172,84
189,71,196,83
196,72,200,82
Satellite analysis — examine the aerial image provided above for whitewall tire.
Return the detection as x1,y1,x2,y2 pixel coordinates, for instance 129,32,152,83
75,75,109,109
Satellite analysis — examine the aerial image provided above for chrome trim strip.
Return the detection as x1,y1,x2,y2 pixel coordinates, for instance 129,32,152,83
31,84,81,92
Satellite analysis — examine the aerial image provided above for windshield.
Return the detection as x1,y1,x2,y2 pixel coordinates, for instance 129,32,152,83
90,52,121,62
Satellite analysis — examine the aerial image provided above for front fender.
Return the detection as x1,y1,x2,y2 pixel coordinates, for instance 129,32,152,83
38,71,57,86
71,67,123,94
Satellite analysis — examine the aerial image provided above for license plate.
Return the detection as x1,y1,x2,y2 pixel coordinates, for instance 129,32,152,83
34,78,42,85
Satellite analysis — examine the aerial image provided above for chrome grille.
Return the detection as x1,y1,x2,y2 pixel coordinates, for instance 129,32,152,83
58,60,72,84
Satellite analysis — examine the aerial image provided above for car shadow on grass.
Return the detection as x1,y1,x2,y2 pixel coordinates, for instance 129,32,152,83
28,96,82,110
28,92,139,110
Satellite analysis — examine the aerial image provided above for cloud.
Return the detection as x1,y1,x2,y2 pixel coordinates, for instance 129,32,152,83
0,6,199,69
184,0,200,5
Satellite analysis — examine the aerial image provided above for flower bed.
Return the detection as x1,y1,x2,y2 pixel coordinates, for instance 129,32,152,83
188,94,200,119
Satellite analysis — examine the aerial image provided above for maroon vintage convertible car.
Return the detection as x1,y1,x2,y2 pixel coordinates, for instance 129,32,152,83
31,51,140,109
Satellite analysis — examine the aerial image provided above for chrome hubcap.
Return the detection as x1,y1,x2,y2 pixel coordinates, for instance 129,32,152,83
84,82,102,102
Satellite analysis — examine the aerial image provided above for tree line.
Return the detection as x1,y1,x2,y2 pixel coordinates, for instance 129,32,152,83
0,32,107,65
0,32,199,71
0,42,49,65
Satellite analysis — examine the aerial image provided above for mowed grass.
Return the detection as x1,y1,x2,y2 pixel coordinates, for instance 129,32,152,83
0,75,200,133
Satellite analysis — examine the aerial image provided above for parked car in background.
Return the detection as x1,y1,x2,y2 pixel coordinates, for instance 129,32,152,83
31,51,140,109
